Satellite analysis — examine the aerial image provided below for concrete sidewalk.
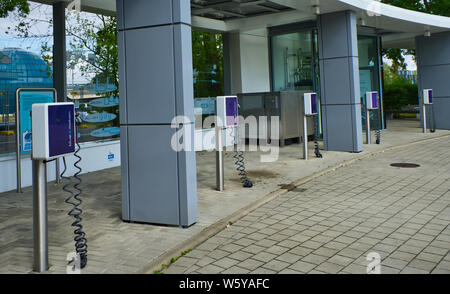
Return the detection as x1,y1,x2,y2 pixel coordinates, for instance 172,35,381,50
163,128,450,274
0,119,449,273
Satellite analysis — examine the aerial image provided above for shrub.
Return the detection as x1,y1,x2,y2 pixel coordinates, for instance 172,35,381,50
383,77,418,110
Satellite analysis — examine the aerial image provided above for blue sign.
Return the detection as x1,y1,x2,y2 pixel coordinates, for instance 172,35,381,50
108,153,115,162
18,89,55,154
89,96,119,108
90,127,120,138
194,98,216,115
82,112,117,123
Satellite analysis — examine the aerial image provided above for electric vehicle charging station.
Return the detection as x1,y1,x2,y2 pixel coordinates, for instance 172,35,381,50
422,89,433,133
215,96,252,191
365,91,379,144
303,93,318,160
31,102,76,272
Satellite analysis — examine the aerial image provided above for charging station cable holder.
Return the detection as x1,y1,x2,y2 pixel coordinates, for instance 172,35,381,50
422,89,433,134
31,102,76,272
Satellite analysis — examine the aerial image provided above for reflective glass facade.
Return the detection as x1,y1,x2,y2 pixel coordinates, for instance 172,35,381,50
0,48,53,155
358,36,384,131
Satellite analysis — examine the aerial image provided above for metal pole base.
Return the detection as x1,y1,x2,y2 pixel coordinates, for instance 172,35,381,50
303,116,308,160
33,159,48,273
216,127,224,191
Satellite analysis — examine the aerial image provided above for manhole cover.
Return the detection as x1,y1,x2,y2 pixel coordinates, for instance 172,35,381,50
390,163,421,168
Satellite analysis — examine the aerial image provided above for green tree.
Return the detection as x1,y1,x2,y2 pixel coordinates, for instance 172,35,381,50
0,0,29,18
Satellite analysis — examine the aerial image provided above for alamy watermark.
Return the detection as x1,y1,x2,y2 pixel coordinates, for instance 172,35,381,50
171,115,281,163
366,252,382,274
67,252,81,274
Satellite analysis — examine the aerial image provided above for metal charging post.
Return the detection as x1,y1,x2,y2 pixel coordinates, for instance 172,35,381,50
366,104,371,144
216,126,224,191
422,104,427,134
32,159,48,272
303,115,308,160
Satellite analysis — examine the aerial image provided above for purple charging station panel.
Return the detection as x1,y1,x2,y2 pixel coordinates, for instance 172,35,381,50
428,89,433,104
226,97,238,126
311,93,318,114
371,92,378,109
48,104,75,158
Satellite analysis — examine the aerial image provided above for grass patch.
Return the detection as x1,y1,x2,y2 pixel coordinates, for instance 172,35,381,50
153,248,193,274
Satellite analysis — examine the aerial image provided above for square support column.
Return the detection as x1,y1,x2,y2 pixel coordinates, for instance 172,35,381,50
416,32,450,130
318,11,363,152
117,0,197,227
53,1,67,102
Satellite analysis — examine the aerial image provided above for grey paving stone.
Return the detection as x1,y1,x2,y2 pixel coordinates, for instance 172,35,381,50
407,259,437,272
400,267,429,274
262,259,290,272
265,245,290,255
238,258,264,271
253,252,277,263
327,255,354,267
382,258,408,270
197,264,224,274
301,254,328,265
315,262,344,274
313,247,339,258
213,257,239,269
241,244,266,254
228,251,253,262
289,246,314,257
197,256,216,267
221,243,244,253
289,260,316,273
221,266,251,274
276,252,302,263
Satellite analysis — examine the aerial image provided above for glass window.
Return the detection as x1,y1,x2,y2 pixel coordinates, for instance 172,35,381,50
358,35,383,131
270,28,323,137
192,30,224,129
271,31,315,92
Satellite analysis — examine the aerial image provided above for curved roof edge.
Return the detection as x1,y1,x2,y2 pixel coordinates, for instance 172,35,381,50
340,0,450,30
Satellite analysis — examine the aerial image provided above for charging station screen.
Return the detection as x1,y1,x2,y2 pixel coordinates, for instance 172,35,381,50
48,104,75,158
371,92,378,109
18,89,55,154
311,93,318,114
225,97,238,126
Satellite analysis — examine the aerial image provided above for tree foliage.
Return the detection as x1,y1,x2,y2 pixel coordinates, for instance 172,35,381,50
381,0,450,71
0,0,29,18
192,31,224,98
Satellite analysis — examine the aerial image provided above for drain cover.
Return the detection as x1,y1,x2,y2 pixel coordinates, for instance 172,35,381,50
390,163,421,168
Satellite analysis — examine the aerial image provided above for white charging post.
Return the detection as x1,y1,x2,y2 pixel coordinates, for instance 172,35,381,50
303,93,318,160
365,91,379,144
215,96,238,191
422,89,433,133
31,102,76,272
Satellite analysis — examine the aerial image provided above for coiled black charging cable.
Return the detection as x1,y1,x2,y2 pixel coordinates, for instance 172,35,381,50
61,118,87,269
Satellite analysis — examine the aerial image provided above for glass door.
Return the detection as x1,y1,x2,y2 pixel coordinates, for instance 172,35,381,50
270,28,322,136
358,35,383,131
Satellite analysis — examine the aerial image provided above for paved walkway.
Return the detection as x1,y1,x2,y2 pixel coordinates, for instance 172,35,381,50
0,120,449,273
163,135,450,274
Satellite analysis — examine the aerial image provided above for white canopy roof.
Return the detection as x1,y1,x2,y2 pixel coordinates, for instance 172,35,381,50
32,0,450,48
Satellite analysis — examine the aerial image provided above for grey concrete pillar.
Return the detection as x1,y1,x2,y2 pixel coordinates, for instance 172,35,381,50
117,0,197,227
318,11,363,152
53,1,67,102
416,31,450,130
